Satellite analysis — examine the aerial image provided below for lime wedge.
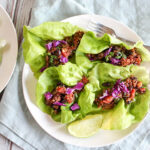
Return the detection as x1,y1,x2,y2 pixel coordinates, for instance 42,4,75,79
67,114,103,138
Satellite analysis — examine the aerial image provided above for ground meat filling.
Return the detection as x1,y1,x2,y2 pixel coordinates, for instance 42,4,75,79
86,45,142,67
44,76,88,114
95,76,146,110
41,31,84,72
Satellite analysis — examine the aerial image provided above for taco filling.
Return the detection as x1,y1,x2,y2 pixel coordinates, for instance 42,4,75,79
44,76,88,114
86,45,142,67
41,31,84,72
95,76,146,109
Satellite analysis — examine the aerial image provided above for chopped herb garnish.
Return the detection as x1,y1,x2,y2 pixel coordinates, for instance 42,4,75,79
115,52,122,59
74,93,78,99
56,46,61,51
122,52,127,59
47,52,51,56
49,55,58,64
105,52,114,62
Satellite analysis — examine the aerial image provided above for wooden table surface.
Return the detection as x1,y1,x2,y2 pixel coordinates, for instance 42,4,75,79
0,0,34,149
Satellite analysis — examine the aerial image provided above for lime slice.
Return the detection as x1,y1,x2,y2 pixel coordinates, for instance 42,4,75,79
68,114,103,138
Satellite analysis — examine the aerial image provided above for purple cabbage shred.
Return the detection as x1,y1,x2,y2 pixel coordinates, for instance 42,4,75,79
66,88,75,94
99,90,109,100
45,40,67,50
104,47,112,57
53,40,61,47
111,79,129,98
109,57,120,64
44,92,53,100
40,66,47,72
73,82,84,90
60,56,68,64
70,103,80,111
53,102,66,106
45,42,52,50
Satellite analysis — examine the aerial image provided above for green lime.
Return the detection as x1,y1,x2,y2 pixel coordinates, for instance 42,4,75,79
67,114,103,138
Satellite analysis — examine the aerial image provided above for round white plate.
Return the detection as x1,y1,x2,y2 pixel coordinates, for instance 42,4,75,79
22,14,144,147
0,5,18,92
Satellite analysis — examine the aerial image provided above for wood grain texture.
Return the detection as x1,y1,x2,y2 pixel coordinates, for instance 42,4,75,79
0,135,11,150
0,0,34,149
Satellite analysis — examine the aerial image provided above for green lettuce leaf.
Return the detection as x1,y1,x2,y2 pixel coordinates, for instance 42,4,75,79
134,41,150,61
57,62,83,86
61,104,82,124
36,67,59,115
23,26,46,78
23,22,83,78
77,32,110,54
129,89,150,122
29,22,83,40
75,51,96,74
101,89,150,130
101,100,134,130
88,63,149,86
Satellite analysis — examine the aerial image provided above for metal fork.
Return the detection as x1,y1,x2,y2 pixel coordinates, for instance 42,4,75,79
88,21,150,50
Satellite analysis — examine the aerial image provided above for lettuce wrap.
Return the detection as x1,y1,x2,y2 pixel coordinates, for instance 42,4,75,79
36,62,83,123
36,61,150,129
76,31,150,73
23,22,84,78
77,63,150,130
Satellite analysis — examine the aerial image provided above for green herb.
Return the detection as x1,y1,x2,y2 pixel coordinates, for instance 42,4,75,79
74,93,78,99
109,52,114,56
47,52,51,56
122,52,127,59
56,46,61,50
115,52,122,59
105,55,111,62
105,52,114,62
114,98,120,104
49,55,58,64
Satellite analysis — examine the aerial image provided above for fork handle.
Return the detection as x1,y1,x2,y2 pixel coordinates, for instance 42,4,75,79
116,36,150,51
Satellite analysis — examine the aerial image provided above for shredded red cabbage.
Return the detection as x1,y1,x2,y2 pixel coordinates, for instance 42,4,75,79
111,79,129,98
65,82,84,95
44,92,53,100
45,42,52,50
45,40,67,51
104,47,112,57
53,40,61,47
119,81,129,93
60,56,68,64
73,82,84,90
89,57,94,61
70,103,80,111
60,40,67,44
53,101,66,106
109,57,120,64
66,88,75,94
112,89,120,98
99,90,109,99
40,66,47,72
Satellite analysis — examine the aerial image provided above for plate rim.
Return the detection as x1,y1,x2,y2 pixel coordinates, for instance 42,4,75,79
0,5,18,92
22,14,145,148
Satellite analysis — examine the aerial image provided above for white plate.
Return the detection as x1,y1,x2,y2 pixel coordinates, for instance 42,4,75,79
0,5,18,92
22,14,145,147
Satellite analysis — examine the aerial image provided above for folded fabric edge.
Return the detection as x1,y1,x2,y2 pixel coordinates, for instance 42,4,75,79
0,122,36,150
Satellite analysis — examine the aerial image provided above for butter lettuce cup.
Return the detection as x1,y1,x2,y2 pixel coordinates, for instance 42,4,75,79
23,22,85,78
36,62,90,124
76,31,150,73
68,63,150,137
